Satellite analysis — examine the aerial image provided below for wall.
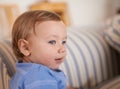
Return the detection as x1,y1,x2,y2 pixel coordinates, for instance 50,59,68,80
0,0,119,26
67,0,113,26
0,0,39,12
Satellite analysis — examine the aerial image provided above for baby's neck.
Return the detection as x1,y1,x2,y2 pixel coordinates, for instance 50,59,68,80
22,57,33,63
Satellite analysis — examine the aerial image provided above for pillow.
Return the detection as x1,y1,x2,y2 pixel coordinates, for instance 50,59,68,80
104,15,120,52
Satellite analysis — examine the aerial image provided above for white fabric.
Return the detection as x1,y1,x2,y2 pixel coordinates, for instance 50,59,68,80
60,28,120,88
104,15,120,52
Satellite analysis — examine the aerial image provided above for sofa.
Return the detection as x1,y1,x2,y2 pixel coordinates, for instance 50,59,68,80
0,25,120,89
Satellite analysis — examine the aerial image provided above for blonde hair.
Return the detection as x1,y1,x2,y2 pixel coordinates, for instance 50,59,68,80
12,10,62,59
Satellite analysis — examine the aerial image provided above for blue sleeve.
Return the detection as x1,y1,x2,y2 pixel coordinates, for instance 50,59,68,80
23,80,58,89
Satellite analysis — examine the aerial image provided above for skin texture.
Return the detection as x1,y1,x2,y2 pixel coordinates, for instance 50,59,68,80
18,21,67,70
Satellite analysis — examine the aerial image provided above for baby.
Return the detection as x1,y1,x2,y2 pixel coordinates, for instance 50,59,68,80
10,10,67,89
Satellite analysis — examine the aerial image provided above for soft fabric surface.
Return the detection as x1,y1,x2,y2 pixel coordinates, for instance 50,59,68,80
95,76,120,89
104,15,120,52
0,57,10,89
60,28,120,89
0,40,16,77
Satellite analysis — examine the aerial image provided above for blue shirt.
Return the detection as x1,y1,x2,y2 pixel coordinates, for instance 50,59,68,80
10,63,66,89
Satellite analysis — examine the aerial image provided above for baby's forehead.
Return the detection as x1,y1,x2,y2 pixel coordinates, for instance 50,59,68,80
32,20,66,36
35,20,59,26
45,34,67,39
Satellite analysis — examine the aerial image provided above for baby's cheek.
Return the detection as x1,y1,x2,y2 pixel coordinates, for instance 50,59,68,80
45,53,56,59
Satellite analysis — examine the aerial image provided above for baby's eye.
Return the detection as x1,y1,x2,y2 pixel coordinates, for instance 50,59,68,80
48,40,56,45
62,41,66,45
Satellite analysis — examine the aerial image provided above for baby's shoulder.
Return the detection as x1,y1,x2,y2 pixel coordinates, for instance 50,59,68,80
22,65,54,81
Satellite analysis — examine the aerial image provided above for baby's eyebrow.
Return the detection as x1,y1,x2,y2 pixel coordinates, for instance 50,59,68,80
47,34,67,39
62,37,67,40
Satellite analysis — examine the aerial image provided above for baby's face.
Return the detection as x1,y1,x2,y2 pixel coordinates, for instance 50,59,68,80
27,21,67,69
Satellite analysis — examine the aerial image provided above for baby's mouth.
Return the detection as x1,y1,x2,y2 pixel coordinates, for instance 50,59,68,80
55,58,64,63
56,58,62,60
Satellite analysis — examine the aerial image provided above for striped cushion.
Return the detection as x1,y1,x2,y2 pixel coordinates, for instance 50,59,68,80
95,76,120,89
60,28,120,89
104,15,120,52
0,57,4,89
0,57,10,89
0,40,16,77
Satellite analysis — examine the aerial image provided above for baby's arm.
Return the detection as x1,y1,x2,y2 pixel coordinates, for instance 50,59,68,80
23,82,58,89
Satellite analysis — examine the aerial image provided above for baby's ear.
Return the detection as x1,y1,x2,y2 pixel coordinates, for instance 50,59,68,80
18,39,31,56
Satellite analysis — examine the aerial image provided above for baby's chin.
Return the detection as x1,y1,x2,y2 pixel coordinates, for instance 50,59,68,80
49,65,60,70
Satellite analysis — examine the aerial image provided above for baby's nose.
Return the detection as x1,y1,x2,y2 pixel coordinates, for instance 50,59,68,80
58,46,66,53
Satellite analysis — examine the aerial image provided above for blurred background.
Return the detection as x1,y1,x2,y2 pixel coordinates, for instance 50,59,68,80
0,0,120,39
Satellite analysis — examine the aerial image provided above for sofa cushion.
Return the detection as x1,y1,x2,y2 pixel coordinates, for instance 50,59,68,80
95,76,120,89
60,28,120,89
0,57,10,89
0,40,16,77
104,15,120,52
